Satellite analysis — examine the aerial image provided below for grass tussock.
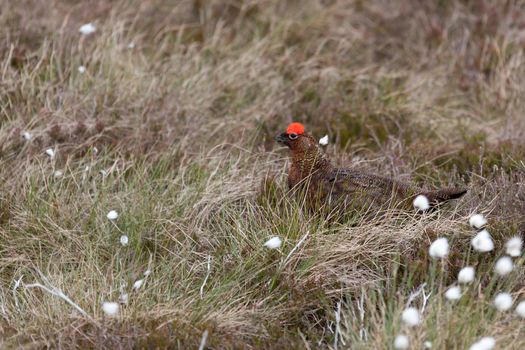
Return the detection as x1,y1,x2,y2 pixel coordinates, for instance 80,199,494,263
1,0,525,348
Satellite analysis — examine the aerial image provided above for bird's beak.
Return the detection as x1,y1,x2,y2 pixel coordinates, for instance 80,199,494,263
275,133,289,145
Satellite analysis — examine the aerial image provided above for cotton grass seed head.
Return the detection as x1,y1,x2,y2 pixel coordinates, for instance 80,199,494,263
505,236,522,257
319,135,329,146
458,266,475,284
394,334,409,349
494,256,513,276
79,23,96,35
493,293,513,311
119,293,129,305
120,235,129,246
144,270,152,277
445,286,461,301
22,131,32,140
133,279,144,290
469,214,487,229
401,307,420,327
516,300,525,318
53,170,63,178
45,148,55,158
413,195,430,211
102,302,119,316
471,230,494,252
107,210,118,220
469,337,495,350
423,341,432,349
429,237,449,259
264,236,282,249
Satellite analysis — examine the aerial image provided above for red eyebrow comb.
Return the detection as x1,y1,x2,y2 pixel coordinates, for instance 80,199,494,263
286,122,305,135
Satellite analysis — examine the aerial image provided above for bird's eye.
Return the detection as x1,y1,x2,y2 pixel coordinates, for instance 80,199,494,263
289,133,298,140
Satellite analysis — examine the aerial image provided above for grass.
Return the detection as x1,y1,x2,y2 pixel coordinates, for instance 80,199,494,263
1,0,525,348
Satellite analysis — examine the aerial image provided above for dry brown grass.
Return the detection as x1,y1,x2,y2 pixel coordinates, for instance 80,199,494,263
1,0,525,349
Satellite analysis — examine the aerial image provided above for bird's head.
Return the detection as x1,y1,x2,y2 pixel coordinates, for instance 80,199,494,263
275,122,317,151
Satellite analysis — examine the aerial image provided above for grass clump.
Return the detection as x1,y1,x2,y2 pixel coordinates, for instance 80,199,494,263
1,0,524,348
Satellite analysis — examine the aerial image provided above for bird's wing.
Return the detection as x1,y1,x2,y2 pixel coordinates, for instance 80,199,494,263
322,168,410,202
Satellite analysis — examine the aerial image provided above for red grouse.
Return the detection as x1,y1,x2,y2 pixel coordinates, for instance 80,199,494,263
276,122,467,211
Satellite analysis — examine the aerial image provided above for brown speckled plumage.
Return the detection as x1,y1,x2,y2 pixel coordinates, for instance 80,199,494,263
276,127,467,211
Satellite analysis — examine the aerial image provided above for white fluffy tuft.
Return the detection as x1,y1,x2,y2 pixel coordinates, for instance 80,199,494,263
505,236,523,257
120,235,129,246
429,238,449,259
45,148,55,158
469,337,495,350
471,230,494,252
458,266,475,284
79,23,96,35
107,210,119,220
469,214,487,229
394,334,409,349
413,195,430,211
319,135,329,146
445,286,461,301
494,256,513,276
133,279,144,290
401,307,421,327
493,293,513,311
264,236,282,249
102,302,119,316
515,300,525,318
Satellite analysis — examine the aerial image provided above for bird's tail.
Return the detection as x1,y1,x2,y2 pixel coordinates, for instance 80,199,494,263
421,187,468,207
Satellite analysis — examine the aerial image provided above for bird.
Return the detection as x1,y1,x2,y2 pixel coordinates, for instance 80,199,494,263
275,122,467,212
